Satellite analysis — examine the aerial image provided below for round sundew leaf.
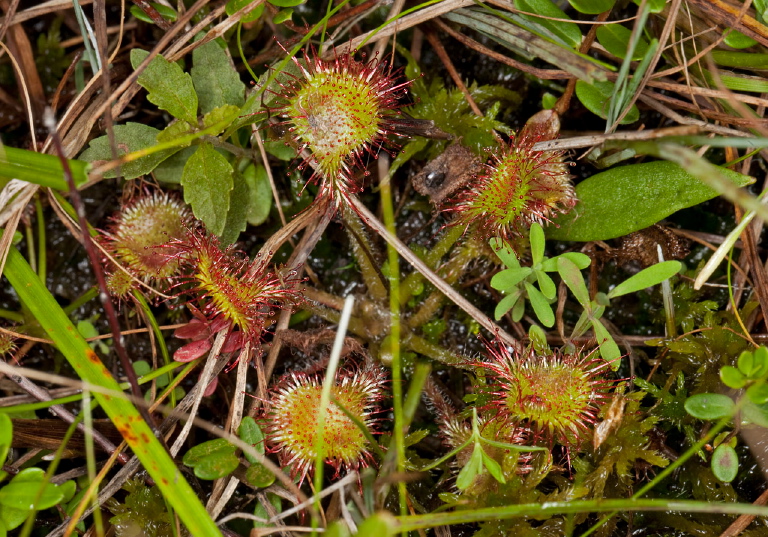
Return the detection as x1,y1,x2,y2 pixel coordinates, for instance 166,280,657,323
596,23,650,60
547,161,754,241
720,365,747,389
711,444,739,483
684,393,735,420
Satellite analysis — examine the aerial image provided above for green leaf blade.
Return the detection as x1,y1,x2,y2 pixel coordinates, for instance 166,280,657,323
131,49,199,123
79,123,178,180
3,248,222,536
685,393,735,420
181,142,234,236
191,40,246,115
608,261,681,298
711,444,739,482
547,161,754,241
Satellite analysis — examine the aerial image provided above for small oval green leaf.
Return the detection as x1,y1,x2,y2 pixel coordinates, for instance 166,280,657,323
495,290,523,320
723,30,758,49
269,0,304,6
575,80,639,124
490,237,521,268
747,383,768,405
238,416,266,464
182,438,236,466
711,444,739,482
245,463,276,488
596,23,650,60
0,415,10,468
720,365,747,389
272,7,293,24
226,0,265,22
685,393,735,420
515,0,582,48
568,0,615,14
192,452,240,480
0,481,63,511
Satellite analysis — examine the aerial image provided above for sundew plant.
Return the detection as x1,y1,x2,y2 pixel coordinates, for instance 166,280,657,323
2,0,768,536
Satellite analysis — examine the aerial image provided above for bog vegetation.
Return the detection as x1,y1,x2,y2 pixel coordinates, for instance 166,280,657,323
2,0,768,536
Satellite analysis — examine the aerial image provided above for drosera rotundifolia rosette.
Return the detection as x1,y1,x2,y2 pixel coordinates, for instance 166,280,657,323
262,362,388,485
169,226,303,363
478,339,619,449
445,133,576,249
271,46,412,207
100,190,192,298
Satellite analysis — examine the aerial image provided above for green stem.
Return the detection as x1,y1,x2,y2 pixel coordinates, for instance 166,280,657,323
342,207,388,301
402,332,473,368
407,238,481,329
400,224,464,306
380,170,407,520
0,309,25,323
64,286,99,315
